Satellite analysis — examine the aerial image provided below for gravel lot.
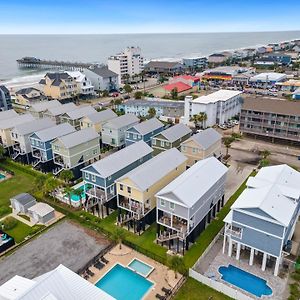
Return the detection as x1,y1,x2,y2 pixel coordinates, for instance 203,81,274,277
0,220,110,284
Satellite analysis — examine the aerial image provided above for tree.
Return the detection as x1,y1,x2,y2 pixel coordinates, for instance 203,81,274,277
170,87,178,100
102,90,109,97
148,107,156,118
0,145,5,161
223,136,235,157
190,114,200,128
198,112,207,129
259,150,271,168
112,228,126,249
64,186,74,207
122,74,130,84
59,170,74,184
44,177,60,197
34,176,46,192
168,256,186,279
260,150,271,159
123,84,133,95
73,188,83,208
134,91,143,99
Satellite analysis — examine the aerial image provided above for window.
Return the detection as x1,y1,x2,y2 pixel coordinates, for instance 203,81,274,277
152,139,156,145
120,184,123,191
108,176,112,180
127,187,131,193
85,173,90,180
91,175,96,182
160,199,165,206
192,147,197,153
161,141,165,147
169,202,175,210
181,146,186,152
127,132,130,138
93,148,98,155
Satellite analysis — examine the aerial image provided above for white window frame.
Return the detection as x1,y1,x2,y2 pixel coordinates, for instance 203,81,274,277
85,173,90,180
169,202,175,210
91,175,96,182
160,199,165,207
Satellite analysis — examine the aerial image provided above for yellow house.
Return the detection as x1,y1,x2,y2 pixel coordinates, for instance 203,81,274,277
180,128,222,167
116,148,187,233
15,87,46,106
39,72,79,101
80,109,117,134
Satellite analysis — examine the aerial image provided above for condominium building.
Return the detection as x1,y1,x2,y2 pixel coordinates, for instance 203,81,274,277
108,47,144,84
0,85,12,111
240,97,300,144
182,57,208,70
184,90,243,127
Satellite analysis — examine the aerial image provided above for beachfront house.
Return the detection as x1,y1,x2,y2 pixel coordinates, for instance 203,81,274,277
80,109,117,135
0,114,34,151
51,128,100,178
125,118,164,146
11,118,55,164
151,123,192,156
15,87,46,107
223,164,300,276
81,141,153,218
180,128,222,167
10,193,37,215
156,157,227,254
116,148,187,234
102,114,139,148
29,100,61,119
43,102,77,124
66,71,95,97
59,106,96,130
29,123,76,171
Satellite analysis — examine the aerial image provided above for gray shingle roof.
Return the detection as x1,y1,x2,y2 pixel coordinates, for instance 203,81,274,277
184,128,222,150
0,114,35,130
11,193,36,206
31,123,76,142
82,141,153,178
63,106,96,120
0,85,9,93
104,114,139,129
156,123,191,143
127,118,164,135
15,87,41,95
156,157,228,207
13,118,55,136
0,110,18,121
87,67,118,78
30,100,61,113
45,103,77,117
84,109,117,124
118,148,187,191
45,72,72,86
55,128,99,148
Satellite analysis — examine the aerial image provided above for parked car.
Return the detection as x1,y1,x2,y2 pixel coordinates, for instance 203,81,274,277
218,124,227,130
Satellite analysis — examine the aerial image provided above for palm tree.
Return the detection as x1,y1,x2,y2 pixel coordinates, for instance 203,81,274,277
223,136,235,157
112,228,126,250
168,256,185,279
64,186,74,207
123,84,133,95
199,112,207,129
148,107,156,118
73,188,83,208
44,177,60,197
59,170,74,184
190,114,200,128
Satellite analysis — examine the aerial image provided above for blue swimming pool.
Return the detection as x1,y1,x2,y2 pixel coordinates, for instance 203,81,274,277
95,264,153,300
0,174,5,180
128,259,153,277
219,264,272,298
66,184,91,202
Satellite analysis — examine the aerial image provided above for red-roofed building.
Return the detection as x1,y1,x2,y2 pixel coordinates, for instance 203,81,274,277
163,82,192,93
171,75,200,87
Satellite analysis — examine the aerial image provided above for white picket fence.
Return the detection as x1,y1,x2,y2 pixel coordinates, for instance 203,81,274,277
189,269,254,300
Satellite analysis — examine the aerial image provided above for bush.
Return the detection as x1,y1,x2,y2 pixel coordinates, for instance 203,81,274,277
0,206,11,218
2,216,18,230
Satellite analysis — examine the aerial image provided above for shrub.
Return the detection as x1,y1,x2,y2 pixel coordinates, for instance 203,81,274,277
0,206,11,218
2,216,18,230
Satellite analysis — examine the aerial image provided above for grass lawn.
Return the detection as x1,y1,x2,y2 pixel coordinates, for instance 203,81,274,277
173,277,233,300
4,219,32,243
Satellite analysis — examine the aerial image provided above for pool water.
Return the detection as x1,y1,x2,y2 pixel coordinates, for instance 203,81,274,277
67,184,91,202
128,259,153,277
219,264,272,297
0,174,5,180
95,264,153,300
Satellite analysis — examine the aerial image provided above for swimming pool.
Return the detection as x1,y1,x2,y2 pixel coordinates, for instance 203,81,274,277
66,184,91,202
219,264,272,298
0,174,6,180
128,258,154,277
95,264,153,300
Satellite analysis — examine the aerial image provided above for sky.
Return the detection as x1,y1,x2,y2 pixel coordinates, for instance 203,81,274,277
0,0,300,34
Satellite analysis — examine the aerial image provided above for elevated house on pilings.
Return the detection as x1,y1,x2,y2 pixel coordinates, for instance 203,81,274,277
156,157,227,254
116,148,187,234
81,141,153,218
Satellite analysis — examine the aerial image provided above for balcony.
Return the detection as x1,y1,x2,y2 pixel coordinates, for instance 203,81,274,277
32,148,43,160
118,197,150,218
12,142,21,153
158,214,188,235
86,187,114,203
53,153,65,167
225,226,242,239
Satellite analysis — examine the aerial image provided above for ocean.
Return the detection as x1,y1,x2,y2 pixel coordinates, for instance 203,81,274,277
1,31,300,86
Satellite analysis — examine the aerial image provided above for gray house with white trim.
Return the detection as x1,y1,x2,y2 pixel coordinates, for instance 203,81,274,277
10,193,37,214
223,164,300,276
156,157,227,254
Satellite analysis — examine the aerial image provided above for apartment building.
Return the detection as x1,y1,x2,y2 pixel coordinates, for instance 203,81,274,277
116,148,187,234
184,90,242,127
240,97,300,144
107,47,143,85
182,57,208,70
0,85,12,111
223,165,300,276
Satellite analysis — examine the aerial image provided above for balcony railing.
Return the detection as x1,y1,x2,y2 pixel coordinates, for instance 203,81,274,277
119,198,150,217
225,228,242,239
86,187,114,203
53,154,65,166
158,215,188,233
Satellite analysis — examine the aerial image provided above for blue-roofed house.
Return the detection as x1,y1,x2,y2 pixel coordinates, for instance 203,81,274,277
81,141,153,218
223,164,300,276
29,123,76,171
125,118,164,146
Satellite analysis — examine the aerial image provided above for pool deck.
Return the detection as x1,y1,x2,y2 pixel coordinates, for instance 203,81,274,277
194,239,288,300
88,244,182,300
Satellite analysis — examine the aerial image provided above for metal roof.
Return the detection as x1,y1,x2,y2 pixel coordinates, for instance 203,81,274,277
249,72,287,82
46,103,77,117
192,90,242,104
122,99,184,109
11,193,36,206
103,114,139,129
183,128,222,150
83,109,117,124
118,148,187,191
82,141,153,178
54,128,99,149
0,110,18,121
156,157,227,207
86,66,118,78
12,118,55,136
63,106,96,120
157,123,191,143
30,100,61,113
31,123,76,142
0,114,35,130
128,118,164,135
28,202,54,217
